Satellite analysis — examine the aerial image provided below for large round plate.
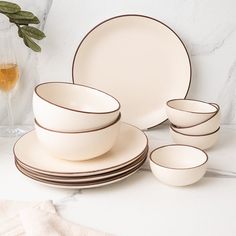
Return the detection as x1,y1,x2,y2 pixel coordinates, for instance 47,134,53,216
15,156,145,189
14,123,148,176
72,14,191,129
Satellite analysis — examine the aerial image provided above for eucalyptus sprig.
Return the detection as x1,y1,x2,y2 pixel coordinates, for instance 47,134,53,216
0,1,45,52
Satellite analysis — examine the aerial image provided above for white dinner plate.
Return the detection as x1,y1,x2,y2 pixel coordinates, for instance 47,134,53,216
15,156,145,189
72,14,191,129
14,123,148,176
15,148,147,182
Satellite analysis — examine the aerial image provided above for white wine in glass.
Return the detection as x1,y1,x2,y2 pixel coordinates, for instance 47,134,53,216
0,21,23,137
0,63,19,92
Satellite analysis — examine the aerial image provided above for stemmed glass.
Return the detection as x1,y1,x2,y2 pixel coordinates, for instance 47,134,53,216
0,21,22,137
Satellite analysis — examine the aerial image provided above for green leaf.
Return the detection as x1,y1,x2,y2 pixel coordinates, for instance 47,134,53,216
21,26,45,40
9,16,40,25
6,10,35,20
0,2,43,52
0,1,21,13
18,28,23,38
23,35,41,52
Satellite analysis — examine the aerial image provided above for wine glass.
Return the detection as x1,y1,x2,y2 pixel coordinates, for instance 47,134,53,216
0,21,22,137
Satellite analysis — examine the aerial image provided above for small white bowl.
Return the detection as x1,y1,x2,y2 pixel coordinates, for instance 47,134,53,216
150,144,208,186
172,103,220,135
33,82,120,132
35,113,121,161
170,125,220,150
166,99,218,127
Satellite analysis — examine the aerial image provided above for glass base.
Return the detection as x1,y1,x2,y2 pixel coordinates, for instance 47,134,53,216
0,125,32,137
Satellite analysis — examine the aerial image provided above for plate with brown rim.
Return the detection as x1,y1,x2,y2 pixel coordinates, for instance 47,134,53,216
14,123,148,176
72,14,191,130
15,147,148,182
15,156,146,189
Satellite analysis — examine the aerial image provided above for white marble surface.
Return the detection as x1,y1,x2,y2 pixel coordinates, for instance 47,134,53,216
1,124,236,235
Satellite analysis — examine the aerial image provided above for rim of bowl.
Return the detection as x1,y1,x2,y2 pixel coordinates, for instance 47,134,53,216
35,112,121,134
149,144,208,170
35,82,121,114
170,125,220,137
172,103,220,129
71,14,192,130
166,99,218,114
210,103,220,110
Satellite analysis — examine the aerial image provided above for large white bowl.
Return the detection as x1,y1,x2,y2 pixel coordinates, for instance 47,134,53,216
150,144,208,186
33,82,120,132
170,125,220,150
35,114,121,161
171,103,220,135
166,99,218,127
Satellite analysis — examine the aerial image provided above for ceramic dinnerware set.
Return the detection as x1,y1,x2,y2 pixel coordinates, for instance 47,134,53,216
13,14,221,188
148,99,220,187
33,82,121,161
14,82,149,188
166,99,220,150
150,99,220,186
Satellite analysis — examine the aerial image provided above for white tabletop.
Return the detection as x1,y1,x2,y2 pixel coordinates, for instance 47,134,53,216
1,124,236,236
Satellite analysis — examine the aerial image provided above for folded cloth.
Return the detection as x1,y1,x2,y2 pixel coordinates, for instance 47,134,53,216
0,200,55,236
0,200,112,236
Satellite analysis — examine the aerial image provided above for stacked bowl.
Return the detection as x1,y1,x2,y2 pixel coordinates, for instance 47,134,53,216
166,99,220,150
33,82,121,161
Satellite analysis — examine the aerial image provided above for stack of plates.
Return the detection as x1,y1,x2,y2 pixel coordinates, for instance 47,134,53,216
14,123,148,189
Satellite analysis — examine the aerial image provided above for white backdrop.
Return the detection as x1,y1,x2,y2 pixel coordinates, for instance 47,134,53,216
3,0,235,125
0,0,52,125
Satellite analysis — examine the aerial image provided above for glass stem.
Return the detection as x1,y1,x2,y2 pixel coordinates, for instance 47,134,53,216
6,92,14,129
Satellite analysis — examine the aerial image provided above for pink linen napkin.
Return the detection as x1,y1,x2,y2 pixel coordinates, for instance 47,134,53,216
0,200,112,236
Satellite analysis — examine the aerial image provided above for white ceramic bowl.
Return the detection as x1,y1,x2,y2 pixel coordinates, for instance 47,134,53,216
166,99,218,127
171,103,220,135
35,113,121,161
33,82,120,132
170,125,220,150
150,144,208,186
